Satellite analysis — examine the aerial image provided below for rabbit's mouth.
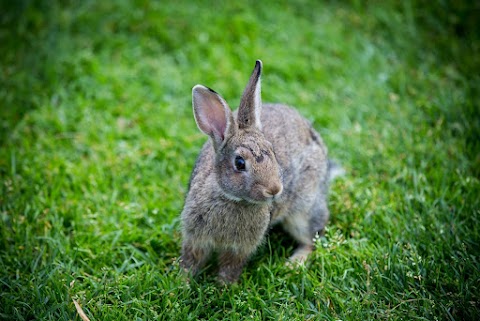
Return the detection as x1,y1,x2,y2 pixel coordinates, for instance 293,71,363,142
262,184,283,199
222,191,277,205
245,186,284,204
221,182,283,204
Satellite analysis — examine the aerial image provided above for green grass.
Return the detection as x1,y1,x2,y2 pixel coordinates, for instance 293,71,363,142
1,0,479,320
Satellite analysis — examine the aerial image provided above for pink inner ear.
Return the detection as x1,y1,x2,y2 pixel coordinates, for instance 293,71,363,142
210,107,226,139
193,87,228,141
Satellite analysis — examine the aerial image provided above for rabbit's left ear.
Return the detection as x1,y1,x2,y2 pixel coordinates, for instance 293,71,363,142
237,60,262,130
192,85,235,149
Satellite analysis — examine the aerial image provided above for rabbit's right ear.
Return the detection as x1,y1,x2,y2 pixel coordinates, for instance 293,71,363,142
238,60,262,130
192,85,235,148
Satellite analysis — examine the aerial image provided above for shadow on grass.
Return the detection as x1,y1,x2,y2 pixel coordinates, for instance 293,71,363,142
0,1,61,145
344,0,480,175
2,1,478,174
404,1,480,177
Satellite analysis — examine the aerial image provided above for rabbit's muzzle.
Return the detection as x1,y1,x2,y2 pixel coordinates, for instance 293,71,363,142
262,183,283,199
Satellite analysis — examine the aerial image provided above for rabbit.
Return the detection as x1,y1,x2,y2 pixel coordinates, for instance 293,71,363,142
180,60,337,284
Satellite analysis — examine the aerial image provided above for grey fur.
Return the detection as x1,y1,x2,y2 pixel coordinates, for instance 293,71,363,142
181,60,334,283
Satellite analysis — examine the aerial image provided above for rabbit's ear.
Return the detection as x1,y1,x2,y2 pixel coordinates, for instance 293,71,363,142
192,85,235,147
238,60,263,130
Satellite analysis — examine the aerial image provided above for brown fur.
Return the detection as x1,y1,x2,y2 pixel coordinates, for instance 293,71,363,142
180,60,331,283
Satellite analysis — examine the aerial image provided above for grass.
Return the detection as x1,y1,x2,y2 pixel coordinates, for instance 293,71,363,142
1,0,479,320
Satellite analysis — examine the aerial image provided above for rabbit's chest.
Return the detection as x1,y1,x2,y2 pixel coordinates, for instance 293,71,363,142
203,204,270,250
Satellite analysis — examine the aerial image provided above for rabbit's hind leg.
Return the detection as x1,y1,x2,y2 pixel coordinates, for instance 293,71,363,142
282,211,314,264
282,194,330,264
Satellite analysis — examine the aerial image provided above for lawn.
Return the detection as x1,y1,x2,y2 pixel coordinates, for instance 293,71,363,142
1,0,479,320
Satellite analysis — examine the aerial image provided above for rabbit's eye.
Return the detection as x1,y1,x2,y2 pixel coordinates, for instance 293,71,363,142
234,156,246,171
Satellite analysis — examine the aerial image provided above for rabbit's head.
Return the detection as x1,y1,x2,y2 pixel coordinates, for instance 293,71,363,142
192,60,283,203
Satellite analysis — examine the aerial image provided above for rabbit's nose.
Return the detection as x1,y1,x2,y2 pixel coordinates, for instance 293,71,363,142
265,184,283,198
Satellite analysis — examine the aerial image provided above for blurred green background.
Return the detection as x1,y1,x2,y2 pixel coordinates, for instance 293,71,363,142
1,0,479,320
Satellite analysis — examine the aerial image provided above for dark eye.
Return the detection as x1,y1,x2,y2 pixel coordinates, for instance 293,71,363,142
234,156,246,171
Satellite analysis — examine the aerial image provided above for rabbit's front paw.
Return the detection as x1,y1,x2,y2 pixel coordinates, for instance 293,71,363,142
180,242,211,276
217,250,248,284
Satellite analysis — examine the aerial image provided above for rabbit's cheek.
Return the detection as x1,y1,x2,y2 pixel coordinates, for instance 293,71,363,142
248,186,263,202
249,184,272,202
217,169,248,198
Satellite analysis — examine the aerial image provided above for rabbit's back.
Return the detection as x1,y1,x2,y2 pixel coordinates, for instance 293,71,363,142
261,104,329,225
261,103,327,165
